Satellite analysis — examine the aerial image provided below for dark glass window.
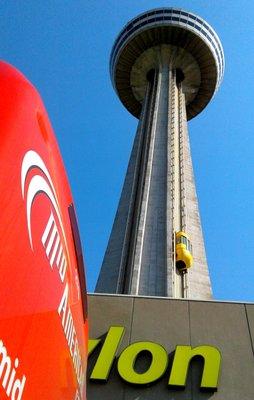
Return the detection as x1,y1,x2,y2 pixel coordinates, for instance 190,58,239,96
111,11,223,79
179,236,186,245
207,26,213,35
196,17,203,25
203,22,210,32
68,204,87,320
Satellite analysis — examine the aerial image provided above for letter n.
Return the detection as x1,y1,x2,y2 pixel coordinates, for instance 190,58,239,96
168,345,221,391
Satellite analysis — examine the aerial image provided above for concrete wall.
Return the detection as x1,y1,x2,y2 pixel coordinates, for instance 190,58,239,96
96,55,212,299
87,294,254,400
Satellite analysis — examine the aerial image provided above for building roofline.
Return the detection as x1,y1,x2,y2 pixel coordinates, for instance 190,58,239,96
88,292,254,306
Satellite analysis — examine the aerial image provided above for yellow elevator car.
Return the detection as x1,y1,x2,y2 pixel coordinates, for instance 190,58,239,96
175,231,193,272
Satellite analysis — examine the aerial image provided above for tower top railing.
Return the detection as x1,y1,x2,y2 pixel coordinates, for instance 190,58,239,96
110,8,225,120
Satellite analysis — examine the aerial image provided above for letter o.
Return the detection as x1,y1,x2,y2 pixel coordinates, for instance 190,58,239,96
117,341,168,385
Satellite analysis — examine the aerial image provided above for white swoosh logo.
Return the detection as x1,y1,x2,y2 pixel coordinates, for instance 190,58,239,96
21,150,69,263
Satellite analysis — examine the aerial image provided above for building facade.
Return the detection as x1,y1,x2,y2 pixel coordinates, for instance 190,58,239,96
88,294,254,400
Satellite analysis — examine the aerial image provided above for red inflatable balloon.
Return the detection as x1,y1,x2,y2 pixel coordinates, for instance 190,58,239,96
0,61,88,400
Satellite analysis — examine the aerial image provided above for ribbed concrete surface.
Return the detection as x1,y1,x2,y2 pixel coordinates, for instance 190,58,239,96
96,47,212,299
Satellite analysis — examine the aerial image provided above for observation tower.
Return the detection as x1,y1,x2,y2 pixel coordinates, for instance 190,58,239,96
96,8,224,299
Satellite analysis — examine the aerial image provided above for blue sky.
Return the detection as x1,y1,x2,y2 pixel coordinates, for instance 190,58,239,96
1,1,254,302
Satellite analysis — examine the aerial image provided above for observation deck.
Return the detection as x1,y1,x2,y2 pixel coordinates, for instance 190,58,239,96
110,8,224,120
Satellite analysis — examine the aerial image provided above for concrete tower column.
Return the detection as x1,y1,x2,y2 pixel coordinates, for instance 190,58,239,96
95,8,224,300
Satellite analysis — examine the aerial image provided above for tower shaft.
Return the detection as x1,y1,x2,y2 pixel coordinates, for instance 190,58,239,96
96,49,212,299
